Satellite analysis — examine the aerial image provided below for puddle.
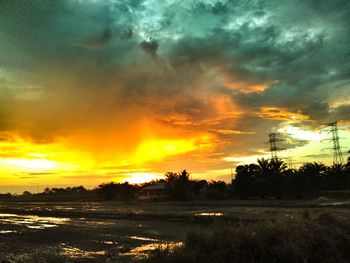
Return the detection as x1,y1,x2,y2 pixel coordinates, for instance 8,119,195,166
0,213,70,229
129,235,159,242
102,241,115,245
194,212,224,216
0,230,17,234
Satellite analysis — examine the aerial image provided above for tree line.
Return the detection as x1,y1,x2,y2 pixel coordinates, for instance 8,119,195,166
233,157,350,199
0,170,229,201
1,157,350,201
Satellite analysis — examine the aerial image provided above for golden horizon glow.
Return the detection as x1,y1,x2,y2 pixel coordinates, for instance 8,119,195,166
0,128,212,188
120,172,164,184
0,116,349,193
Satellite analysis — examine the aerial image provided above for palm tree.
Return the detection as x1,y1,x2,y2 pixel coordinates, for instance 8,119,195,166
257,158,270,176
257,158,287,176
299,162,327,177
327,163,345,176
178,170,190,184
269,158,288,175
165,171,178,185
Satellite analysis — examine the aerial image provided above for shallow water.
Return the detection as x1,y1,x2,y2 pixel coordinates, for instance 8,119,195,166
0,211,189,262
194,212,224,216
0,213,70,229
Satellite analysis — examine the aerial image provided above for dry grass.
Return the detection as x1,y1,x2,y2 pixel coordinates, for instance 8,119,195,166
144,212,350,263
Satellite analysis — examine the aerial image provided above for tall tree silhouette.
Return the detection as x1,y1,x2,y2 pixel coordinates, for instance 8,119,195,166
299,162,327,177
257,158,270,176
269,158,288,175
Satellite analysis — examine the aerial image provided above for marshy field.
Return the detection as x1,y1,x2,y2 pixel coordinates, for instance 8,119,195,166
0,199,350,263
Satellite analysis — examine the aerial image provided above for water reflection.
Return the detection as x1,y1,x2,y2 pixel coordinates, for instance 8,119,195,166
129,235,159,242
0,212,186,261
0,213,70,229
194,212,224,216
0,230,17,234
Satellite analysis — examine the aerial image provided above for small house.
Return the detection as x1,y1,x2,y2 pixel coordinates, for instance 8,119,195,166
137,183,167,200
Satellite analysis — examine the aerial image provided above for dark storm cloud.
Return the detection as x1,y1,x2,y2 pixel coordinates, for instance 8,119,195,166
157,0,350,120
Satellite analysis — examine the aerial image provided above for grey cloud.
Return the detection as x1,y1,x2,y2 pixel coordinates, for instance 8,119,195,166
140,39,159,57
72,28,113,49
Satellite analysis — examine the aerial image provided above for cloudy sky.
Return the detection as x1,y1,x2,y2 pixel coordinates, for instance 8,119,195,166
0,0,349,192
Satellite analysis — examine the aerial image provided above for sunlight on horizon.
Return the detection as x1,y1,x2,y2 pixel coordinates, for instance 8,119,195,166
121,172,164,184
1,158,57,171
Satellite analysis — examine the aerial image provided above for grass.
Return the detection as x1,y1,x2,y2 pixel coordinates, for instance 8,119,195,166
143,212,350,263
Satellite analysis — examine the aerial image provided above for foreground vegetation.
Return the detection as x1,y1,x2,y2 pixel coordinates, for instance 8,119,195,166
143,212,350,263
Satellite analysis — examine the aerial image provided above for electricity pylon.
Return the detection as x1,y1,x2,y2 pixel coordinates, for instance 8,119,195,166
267,133,285,160
321,121,344,165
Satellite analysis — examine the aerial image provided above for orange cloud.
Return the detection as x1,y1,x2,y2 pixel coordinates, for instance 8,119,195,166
222,73,278,94
209,129,256,135
257,107,309,123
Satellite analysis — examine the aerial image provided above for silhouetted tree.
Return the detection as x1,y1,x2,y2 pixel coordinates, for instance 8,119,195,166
165,171,178,185
299,162,327,177
269,158,288,175
0,193,12,200
96,182,136,200
22,191,31,197
345,156,350,172
257,158,270,176
232,157,350,199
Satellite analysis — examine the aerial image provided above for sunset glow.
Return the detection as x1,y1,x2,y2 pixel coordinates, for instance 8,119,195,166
0,0,349,193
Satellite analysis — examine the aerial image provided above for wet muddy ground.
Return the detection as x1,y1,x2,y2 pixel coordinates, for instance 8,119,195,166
0,200,349,262
0,212,190,262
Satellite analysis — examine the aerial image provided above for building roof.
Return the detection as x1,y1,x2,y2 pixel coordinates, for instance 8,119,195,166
142,183,166,191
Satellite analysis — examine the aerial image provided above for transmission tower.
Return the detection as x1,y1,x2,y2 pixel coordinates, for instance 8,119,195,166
267,133,285,160
322,121,344,164
287,150,294,170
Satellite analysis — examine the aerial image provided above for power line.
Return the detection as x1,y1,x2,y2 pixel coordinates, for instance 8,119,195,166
287,150,294,170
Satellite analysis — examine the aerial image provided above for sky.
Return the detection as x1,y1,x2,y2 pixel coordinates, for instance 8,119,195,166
0,0,350,193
